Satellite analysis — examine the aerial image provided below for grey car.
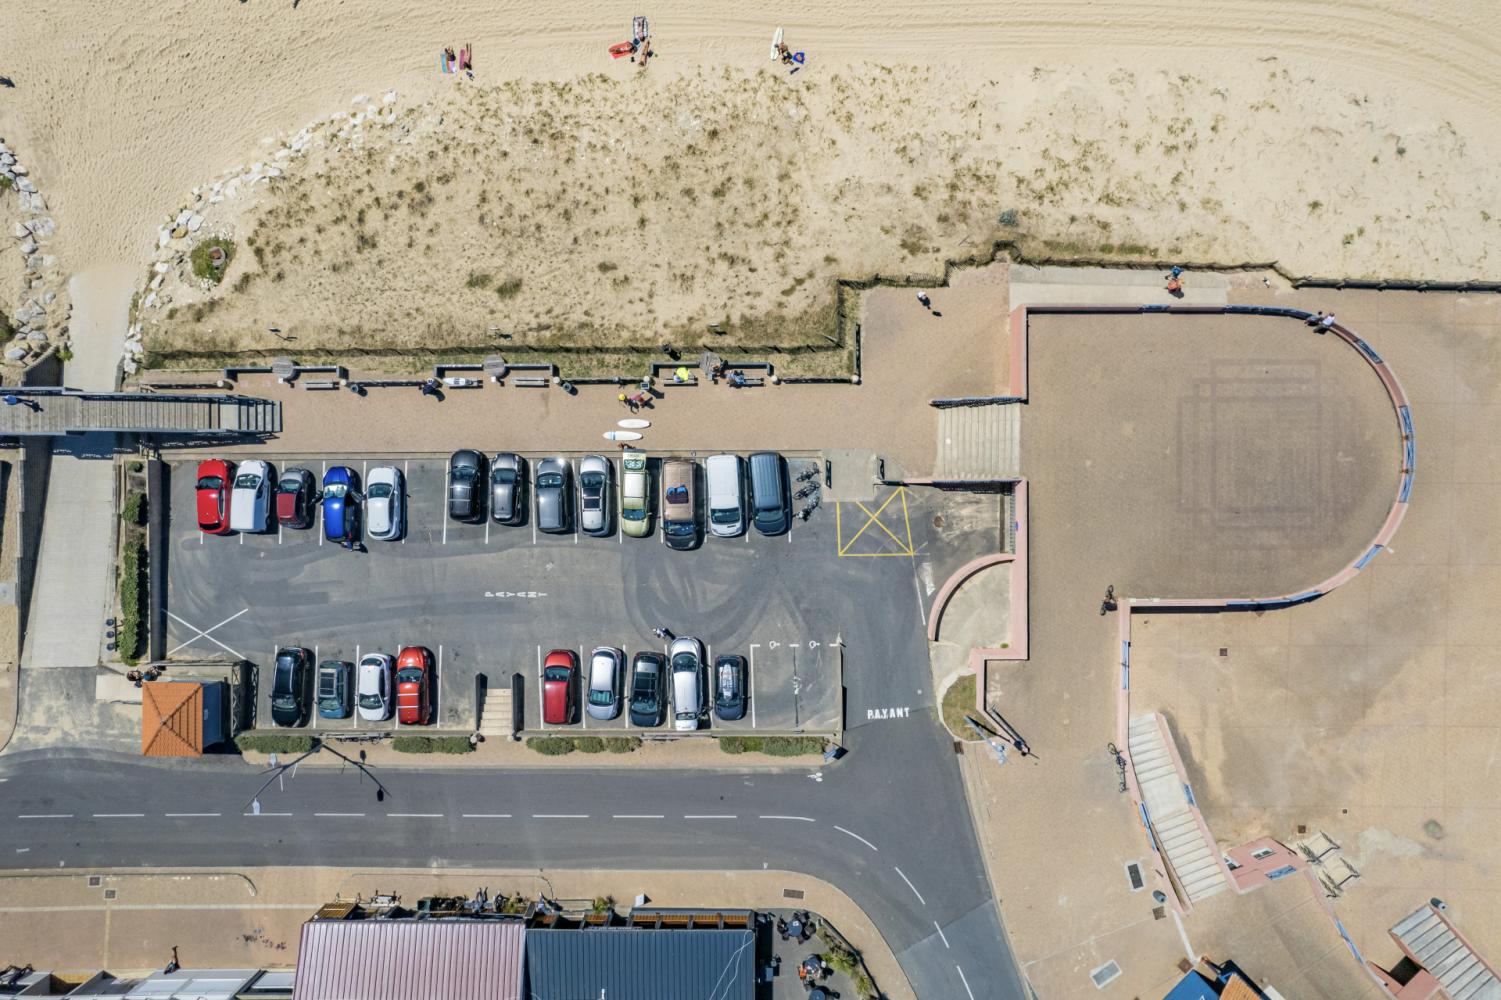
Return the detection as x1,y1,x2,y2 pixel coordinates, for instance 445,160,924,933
535,457,572,534
447,450,486,523
586,646,624,721
578,455,611,536
490,453,526,525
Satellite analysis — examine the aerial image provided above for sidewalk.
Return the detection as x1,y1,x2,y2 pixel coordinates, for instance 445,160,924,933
240,736,825,771
0,865,912,998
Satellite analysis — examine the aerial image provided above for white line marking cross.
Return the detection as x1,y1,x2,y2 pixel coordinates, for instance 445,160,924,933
166,608,250,659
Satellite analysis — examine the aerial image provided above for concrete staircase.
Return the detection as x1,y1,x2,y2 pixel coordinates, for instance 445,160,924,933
934,404,1020,480
1128,713,1228,905
479,684,514,740
1392,906,1501,1000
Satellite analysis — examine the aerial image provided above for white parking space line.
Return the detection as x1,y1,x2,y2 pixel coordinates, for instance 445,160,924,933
536,645,547,728
579,645,588,729
834,825,879,851
319,460,326,546
748,645,758,729
278,520,282,545
462,813,512,819
759,815,815,822
485,517,490,544
402,460,409,543
934,922,950,948
312,645,320,729
435,644,443,722
912,566,929,629
894,866,926,906
165,813,221,818
442,507,448,544
956,965,976,1000
239,531,244,546
532,518,537,545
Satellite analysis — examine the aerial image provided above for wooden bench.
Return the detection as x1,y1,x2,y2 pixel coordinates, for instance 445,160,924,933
664,376,698,386
729,375,765,387
302,379,341,390
510,376,550,388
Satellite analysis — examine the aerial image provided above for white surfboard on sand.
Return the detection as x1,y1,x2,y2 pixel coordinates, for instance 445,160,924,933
770,26,783,61
618,418,651,429
604,430,643,441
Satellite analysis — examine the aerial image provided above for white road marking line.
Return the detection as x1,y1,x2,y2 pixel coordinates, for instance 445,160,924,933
748,644,758,729
435,643,443,722
18,814,71,820
442,507,448,544
92,813,144,818
165,607,250,659
1170,904,1197,961
319,460,326,545
15,848,29,853
315,812,366,818
894,866,926,906
536,645,546,727
485,516,490,544
461,813,512,819
684,814,737,820
278,519,282,545
956,965,976,1000
934,922,950,948
532,814,588,819
759,815,815,822
243,812,293,817
239,530,244,546
164,813,221,818
387,813,443,818
612,814,664,819
912,564,929,628
834,825,878,851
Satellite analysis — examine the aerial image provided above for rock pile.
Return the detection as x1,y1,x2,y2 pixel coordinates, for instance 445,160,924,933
2,136,69,371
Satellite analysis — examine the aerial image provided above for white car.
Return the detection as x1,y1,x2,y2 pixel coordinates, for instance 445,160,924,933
586,646,623,721
366,466,404,541
669,637,705,732
356,652,394,722
228,459,270,533
706,454,745,538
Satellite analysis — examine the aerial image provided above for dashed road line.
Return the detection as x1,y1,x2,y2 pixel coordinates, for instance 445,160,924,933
532,814,588,819
956,965,976,1000
834,825,878,851
759,815,815,823
612,814,664,820
934,921,950,948
461,813,512,819
164,813,221,818
18,814,72,820
92,813,145,819
685,814,737,820
387,813,443,818
893,866,926,906
315,812,366,818
243,812,293,817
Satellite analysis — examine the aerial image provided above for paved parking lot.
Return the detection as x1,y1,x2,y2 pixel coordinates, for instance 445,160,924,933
165,453,995,737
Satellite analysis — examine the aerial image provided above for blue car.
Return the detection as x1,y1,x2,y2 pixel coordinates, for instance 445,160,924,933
322,466,360,546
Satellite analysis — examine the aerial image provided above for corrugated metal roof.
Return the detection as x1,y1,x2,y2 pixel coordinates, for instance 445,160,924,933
293,921,525,1000
525,928,755,1000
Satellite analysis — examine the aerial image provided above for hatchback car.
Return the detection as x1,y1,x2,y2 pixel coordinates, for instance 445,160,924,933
490,453,527,525
270,646,311,727
195,459,234,534
276,467,316,529
366,465,405,541
669,636,705,732
356,652,395,722
713,654,747,722
628,651,666,728
316,660,353,720
395,646,432,725
586,646,624,721
447,449,486,523
229,460,271,533
578,455,611,536
619,449,652,538
322,466,360,546
542,648,578,725
535,457,572,534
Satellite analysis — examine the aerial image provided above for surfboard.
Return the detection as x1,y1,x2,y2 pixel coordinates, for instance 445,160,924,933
618,419,651,429
770,26,783,61
604,430,643,442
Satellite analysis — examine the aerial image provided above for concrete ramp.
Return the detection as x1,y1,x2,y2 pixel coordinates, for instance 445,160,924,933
934,405,1019,480
1128,713,1228,905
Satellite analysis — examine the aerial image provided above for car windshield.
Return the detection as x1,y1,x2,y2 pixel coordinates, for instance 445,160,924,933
587,688,613,706
278,477,301,493
197,476,224,490
272,694,295,709
358,693,383,709
396,668,422,684
666,485,688,503
621,507,645,520
493,469,516,484
538,472,563,488
452,465,476,482
671,652,698,672
233,472,260,488
711,508,739,525
543,666,571,682
665,520,694,536
368,483,393,499
581,473,603,489
324,483,347,499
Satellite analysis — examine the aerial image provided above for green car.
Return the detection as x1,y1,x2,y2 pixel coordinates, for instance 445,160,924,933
620,449,653,537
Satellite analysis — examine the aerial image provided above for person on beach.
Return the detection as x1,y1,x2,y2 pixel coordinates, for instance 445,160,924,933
917,291,932,310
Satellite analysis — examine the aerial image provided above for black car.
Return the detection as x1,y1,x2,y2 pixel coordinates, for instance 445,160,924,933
276,467,316,529
713,654,747,722
628,651,666,728
448,449,487,523
270,646,312,727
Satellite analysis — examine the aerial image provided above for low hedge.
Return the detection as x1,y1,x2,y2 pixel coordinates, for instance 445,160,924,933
525,735,642,756
117,538,145,665
236,733,314,754
718,735,827,756
527,736,575,756
392,735,473,754
604,736,641,753
121,491,147,526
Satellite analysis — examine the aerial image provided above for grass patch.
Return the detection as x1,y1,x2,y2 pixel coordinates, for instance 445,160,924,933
392,735,473,754
941,674,993,740
526,735,641,755
465,271,493,289
574,735,605,753
121,491,147,526
604,736,640,753
718,735,826,757
235,733,314,754
495,276,523,299
117,538,145,665
190,237,236,285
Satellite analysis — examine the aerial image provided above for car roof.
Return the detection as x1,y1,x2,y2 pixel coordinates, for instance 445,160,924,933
238,459,268,475
198,459,230,476
544,648,576,667
324,466,353,484
368,466,399,485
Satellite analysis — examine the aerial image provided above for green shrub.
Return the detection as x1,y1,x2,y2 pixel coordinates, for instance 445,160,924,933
117,539,145,664
121,491,147,525
190,237,236,285
603,736,641,753
718,735,825,756
57,346,74,363
818,936,877,998
591,895,615,914
465,271,492,288
526,736,575,756
495,277,523,299
236,733,314,754
718,735,759,755
392,735,472,754
574,735,605,753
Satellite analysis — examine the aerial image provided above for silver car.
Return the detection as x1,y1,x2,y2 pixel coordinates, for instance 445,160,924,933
356,652,394,722
669,637,705,732
586,646,624,721
365,466,404,541
490,453,526,525
578,455,611,536
535,457,572,534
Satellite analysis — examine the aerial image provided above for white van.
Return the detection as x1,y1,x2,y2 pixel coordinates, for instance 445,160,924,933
705,454,745,538
229,459,270,533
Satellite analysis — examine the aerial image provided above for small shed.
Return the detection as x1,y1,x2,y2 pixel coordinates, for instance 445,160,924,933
142,680,225,756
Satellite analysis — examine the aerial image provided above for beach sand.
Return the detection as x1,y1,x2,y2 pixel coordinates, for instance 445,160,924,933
3,1,1501,368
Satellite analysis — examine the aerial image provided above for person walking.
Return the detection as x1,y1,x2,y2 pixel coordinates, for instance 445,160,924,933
916,291,933,310
651,626,675,640
1317,312,1336,332
420,377,442,397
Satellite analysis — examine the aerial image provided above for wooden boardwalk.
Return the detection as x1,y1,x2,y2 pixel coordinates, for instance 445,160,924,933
0,392,280,436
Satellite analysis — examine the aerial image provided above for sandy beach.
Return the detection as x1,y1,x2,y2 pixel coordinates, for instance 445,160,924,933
3,1,1500,370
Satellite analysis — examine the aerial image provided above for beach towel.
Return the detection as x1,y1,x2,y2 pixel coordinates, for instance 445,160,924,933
459,46,471,71
609,41,636,59
439,53,451,74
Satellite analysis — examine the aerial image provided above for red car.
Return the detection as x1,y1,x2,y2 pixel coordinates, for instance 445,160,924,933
542,649,577,725
395,646,432,725
195,459,234,534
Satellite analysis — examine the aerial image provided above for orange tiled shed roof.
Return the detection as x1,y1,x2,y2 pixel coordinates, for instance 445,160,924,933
142,681,203,757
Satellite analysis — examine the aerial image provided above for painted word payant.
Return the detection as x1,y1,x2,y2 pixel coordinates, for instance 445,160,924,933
485,591,548,599
866,707,911,720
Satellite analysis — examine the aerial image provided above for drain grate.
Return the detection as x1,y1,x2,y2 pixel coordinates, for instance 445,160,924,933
1153,906,1166,920
1090,960,1122,989
1124,861,1144,891
88,876,102,888
782,889,805,900
103,889,117,900
1219,647,1229,657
